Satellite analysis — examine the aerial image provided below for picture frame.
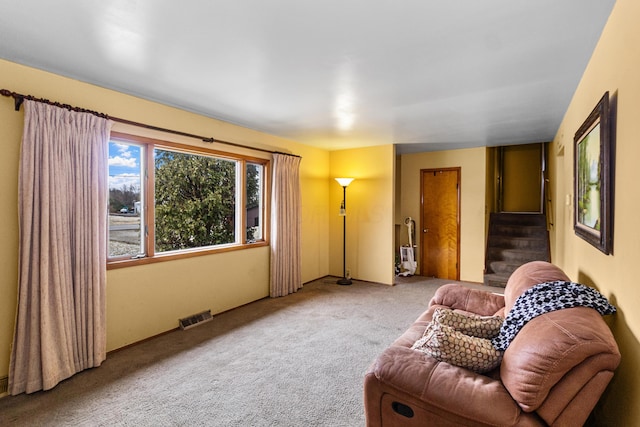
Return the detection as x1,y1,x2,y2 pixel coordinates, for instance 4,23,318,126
573,91,613,254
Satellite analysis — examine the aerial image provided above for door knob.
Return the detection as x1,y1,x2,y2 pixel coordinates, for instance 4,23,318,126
423,229,428,233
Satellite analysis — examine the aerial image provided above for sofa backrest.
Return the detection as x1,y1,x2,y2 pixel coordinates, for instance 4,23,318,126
503,261,570,313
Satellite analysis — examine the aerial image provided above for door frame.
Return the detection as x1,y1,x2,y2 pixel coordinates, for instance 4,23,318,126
419,167,461,280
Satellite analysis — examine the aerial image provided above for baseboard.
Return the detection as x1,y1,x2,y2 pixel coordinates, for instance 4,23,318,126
0,375,8,397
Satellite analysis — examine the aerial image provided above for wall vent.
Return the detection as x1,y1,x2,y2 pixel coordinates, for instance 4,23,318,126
179,310,213,330
0,376,7,395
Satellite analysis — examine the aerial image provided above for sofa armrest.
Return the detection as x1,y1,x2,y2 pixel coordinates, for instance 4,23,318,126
501,307,621,420
365,346,537,426
429,283,505,316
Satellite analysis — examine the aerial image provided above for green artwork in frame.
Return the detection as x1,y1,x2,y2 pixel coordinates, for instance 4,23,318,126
576,122,601,230
573,92,614,254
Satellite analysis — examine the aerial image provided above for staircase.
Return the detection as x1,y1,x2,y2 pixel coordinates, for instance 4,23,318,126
484,213,550,287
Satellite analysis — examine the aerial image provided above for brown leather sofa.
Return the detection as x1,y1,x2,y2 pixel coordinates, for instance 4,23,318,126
364,261,620,426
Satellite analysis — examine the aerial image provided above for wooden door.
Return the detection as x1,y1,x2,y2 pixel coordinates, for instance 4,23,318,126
420,168,460,280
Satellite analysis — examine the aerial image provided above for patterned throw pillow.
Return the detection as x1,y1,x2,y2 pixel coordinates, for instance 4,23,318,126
433,308,504,339
412,322,503,373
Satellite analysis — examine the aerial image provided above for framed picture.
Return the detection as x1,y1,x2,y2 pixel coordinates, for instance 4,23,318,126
573,92,613,254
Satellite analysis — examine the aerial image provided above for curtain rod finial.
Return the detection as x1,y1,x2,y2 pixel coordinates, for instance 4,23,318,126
1,89,24,111
14,96,24,111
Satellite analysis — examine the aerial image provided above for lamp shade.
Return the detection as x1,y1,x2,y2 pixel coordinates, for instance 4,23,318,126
335,177,354,187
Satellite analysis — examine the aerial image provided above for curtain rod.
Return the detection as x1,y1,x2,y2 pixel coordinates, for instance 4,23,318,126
0,89,301,158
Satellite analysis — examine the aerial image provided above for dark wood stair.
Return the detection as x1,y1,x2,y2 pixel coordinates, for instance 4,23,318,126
484,213,550,287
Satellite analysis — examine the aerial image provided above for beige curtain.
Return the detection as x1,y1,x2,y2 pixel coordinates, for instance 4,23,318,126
9,101,113,394
270,154,302,297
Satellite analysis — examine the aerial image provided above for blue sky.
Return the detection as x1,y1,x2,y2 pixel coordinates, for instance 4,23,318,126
108,141,141,190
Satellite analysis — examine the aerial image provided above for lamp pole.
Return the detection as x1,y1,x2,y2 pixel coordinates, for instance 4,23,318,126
335,178,354,285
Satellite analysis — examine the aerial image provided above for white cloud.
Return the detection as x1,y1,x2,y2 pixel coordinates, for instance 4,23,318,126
109,173,140,190
114,142,133,158
109,155,137,168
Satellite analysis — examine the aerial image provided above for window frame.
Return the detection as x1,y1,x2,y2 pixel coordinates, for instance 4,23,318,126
107,131,270,269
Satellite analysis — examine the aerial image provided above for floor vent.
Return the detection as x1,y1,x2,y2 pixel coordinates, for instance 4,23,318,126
179,310,213,330
0,376,8,395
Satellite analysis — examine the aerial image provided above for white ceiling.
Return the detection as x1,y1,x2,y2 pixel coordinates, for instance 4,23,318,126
0,1,615,153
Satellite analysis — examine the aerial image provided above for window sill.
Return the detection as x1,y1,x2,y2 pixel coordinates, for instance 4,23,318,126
107,240,269,270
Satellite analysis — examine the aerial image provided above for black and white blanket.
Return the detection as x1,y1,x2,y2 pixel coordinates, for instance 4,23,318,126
492,281,617,351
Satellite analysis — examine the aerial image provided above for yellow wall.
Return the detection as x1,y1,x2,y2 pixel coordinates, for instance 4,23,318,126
0,59,331,375
549,0,640,423
330,145,396,285
502,144,542,212
399,147,487,283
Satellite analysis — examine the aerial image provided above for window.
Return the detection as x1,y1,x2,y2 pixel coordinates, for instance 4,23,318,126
108,141,145,258
246,162,264,242
154,149,237,252
108,132,268,267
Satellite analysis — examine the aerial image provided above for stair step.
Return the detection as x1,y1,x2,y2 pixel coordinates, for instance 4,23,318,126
489,224,548,237
489,213,546,227
483,273,511,288
487,235,548,250
487,248,550,263
485,213,551,287
488,260,522,275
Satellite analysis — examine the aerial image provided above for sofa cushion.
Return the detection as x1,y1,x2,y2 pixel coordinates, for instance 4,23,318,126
412,322,503,373
365,346,531,426
433,308,504,339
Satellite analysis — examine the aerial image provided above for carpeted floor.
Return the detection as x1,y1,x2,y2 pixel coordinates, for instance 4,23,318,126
0,276,494,426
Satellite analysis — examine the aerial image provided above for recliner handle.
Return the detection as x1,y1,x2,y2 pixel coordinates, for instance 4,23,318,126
392,401,414,418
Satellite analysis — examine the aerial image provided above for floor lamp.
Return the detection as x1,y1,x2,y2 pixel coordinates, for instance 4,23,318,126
335,178,354,285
